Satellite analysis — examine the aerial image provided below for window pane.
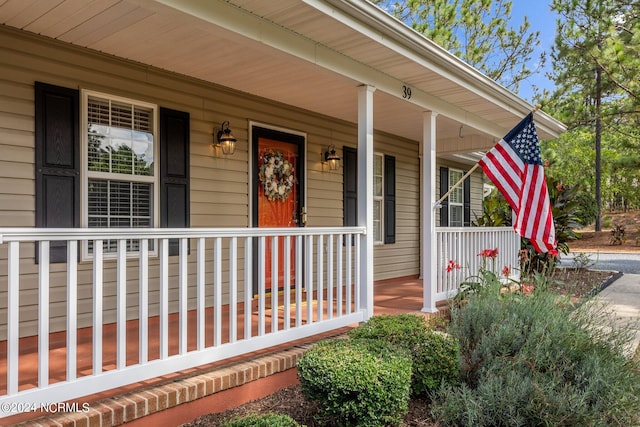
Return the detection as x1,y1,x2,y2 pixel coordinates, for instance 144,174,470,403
88,180,108,217
373,199,383,242
87,178,153,253
134,106,153,132
451,206,463,227
111,101,132,129
373,155,384,242
87,96,154,177
87,125,110,172
111,135,134,175
374,176,383,197
110,181,131,219
133,183,152,218
374,155,382,175
450,186,463,204
88,96,110,125
449,170,463,204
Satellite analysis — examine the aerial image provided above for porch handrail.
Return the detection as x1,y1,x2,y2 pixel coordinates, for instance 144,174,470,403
0,226,366,243
435,226,520,300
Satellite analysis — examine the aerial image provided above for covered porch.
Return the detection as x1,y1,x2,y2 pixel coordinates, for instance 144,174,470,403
0,0,559,423
0,226,519,420
0,270,439,427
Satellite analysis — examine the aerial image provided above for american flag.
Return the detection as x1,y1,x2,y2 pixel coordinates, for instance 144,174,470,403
479,113,556,253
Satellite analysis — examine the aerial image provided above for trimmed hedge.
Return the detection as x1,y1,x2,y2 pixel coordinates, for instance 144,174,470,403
297,338,412,426
349,314,460,395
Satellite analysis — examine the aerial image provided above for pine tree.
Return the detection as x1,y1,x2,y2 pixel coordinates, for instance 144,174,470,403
370,0,543,94
549,0,639,229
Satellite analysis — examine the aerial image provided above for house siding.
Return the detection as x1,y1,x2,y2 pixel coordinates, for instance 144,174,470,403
370,133,421,281
0,27,425,337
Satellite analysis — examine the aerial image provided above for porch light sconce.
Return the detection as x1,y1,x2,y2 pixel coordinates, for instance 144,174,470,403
322,144,340,171
214,121,237,155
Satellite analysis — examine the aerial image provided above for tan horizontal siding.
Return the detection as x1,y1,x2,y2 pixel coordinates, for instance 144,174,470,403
0,27,495,336
371,132,421,281
0,27,365,336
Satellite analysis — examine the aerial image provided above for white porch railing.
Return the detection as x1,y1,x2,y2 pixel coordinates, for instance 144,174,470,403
436,227,521,300
0,226,366,415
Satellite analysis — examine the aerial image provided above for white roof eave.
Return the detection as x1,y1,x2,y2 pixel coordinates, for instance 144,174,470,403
306,0,566,138
150,0,565,139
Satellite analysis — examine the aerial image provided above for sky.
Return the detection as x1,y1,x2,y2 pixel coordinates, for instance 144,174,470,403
510,1,559,102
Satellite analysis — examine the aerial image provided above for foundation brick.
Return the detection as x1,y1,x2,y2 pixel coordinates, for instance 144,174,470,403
139,390,158,414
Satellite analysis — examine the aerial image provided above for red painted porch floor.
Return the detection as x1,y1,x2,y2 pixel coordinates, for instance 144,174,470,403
2,276,449,426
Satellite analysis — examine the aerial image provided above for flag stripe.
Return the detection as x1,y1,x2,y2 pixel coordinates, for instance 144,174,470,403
479,142,522,210
479,113,556,253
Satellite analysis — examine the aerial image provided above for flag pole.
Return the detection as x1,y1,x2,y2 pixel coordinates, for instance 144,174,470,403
434,163,479,207
433,104,542,209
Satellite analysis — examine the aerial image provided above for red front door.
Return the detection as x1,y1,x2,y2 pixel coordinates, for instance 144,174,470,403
252,126,305,292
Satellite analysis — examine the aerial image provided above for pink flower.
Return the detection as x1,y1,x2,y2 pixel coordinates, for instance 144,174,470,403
548,249,558,258
478,248,499,259
521,283,534,295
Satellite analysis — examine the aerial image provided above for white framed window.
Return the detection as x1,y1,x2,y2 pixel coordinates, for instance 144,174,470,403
448,168,464,227
373,153,384,244
81,90,159,258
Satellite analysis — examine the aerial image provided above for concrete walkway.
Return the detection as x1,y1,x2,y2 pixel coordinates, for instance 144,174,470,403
593,273,640,356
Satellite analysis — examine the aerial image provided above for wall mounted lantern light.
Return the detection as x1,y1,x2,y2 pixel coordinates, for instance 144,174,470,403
322,144,340,171
214,121,237,155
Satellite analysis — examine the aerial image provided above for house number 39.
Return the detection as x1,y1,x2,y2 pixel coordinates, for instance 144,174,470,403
402,85,412,99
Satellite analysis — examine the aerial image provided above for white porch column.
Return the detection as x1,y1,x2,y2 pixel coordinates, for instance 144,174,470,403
422,111,439,313
358,84,375,320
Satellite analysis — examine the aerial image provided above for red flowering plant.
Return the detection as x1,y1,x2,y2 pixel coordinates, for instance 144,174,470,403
444,259,462,294
454,248,516,304
520,283,535,295
446,259,461,273
501,265,510,278
477,248,499,272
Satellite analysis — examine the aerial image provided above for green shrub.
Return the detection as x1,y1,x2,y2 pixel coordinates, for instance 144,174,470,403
297,338,412,426
431,289,640,426
348,313,429,348
349,314,460,396
223,413,300,427
412,331,460,395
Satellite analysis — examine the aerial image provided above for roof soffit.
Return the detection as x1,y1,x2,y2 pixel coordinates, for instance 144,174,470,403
0,0,565,142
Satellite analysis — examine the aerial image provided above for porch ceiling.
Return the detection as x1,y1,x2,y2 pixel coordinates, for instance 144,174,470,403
0,0,565,149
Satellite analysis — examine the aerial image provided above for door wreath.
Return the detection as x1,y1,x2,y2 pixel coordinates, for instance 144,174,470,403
259,150,296,202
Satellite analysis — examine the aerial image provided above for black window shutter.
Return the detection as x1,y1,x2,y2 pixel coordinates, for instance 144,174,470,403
463,173,471,227
160,107,190,256
384,155,396,244
35,82,80,263
343,146,357,227
439,167,449,226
